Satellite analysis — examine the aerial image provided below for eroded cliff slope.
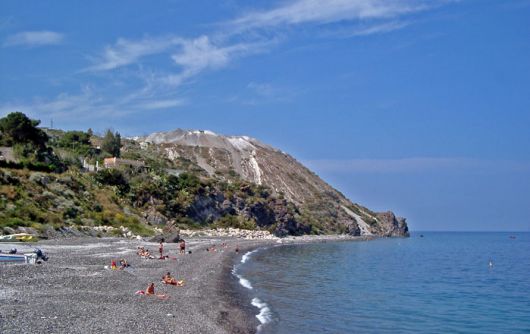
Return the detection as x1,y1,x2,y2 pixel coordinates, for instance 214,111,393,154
135,129,409,237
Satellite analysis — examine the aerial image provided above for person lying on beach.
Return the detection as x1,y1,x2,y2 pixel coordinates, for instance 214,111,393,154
146,282,155,295
119,258,129,269
162,272,185,286
135,283,169,300
137,247,155,259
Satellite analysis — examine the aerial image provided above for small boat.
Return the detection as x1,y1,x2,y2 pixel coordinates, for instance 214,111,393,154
0,233,38,242
0,248,48,264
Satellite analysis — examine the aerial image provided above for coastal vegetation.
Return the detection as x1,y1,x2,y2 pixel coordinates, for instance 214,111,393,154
0,112,408,239
0,112,308,237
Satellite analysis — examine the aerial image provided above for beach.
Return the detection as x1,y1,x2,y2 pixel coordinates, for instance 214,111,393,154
0,237,271,334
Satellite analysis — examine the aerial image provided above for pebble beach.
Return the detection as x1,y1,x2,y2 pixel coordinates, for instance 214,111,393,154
0,237,269,334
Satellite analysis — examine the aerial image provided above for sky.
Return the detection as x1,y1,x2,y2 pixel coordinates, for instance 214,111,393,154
1,0,529,231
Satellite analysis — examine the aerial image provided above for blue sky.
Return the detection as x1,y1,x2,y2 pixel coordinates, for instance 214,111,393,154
1,0,529,231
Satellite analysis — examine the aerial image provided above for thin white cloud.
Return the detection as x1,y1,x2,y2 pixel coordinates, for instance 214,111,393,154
229,0,430,30
82,0,449,92
4,0,455,127
139,99,185,110
164,36,271,86
85,36,182,71
4,31,64,47
86,34,272,88
0,87,185,123
337,20,411,37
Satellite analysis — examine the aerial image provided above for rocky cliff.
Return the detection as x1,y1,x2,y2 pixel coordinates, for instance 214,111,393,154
134,129,409,237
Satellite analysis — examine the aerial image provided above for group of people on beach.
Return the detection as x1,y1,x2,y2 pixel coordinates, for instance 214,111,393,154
133,239,240,301
155,239,187,258
136,240,186,260
206,242,234,253
136,270,184,300
110,258,129,270
136,246,155,259
134,239,188,300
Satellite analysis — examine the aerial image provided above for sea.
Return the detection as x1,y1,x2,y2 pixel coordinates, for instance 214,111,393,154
233,232,530,333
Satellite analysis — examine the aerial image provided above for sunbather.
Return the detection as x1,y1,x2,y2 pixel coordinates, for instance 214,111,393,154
146,282,155,295
162,272,185,286
135,283,169,299
119,258,129,269
137,247,154,259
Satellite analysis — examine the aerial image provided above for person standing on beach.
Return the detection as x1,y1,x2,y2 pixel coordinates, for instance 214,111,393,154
179,240,186,254
159,239,164,258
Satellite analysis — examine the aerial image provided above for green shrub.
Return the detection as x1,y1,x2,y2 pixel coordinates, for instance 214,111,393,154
63,207,79,219
214,214,257,230
0,217,31,228
94,169,130,194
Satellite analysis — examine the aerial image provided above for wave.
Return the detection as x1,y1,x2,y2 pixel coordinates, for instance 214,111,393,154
236,273,253,290
232,261,253,290
241,249,258,264
232,247,273,331
252,297,273,331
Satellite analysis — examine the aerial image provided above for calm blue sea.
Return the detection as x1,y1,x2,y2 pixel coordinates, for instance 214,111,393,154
235,232,530,333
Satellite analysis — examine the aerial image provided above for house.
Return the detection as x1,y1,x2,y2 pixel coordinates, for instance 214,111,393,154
103,157,146,169
0,147,16,163
82,158,99,172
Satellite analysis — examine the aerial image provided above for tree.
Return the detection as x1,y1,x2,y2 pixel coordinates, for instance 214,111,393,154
101,129,121,157
57,130,92,155
0,112,48,148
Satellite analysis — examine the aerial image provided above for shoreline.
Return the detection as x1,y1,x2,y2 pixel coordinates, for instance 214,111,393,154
223,234,375,333
0,235,372,333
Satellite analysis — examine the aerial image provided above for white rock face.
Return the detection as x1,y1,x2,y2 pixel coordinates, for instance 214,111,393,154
179,228,278,240
138,129,266,186
341,205,373,236
144,129,262,152
248,150,262,185
227,137,255,151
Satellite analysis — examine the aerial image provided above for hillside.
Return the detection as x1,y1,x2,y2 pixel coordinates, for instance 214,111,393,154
0,113,408,238
135,129,409,237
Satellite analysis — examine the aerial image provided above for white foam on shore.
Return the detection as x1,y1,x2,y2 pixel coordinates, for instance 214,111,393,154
238,275,253,290
231,248,273,332
252,297,273,331
241,249,258,264
231,265,253,290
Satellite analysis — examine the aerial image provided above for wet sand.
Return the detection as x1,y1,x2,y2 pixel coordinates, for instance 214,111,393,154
0,237,270,334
